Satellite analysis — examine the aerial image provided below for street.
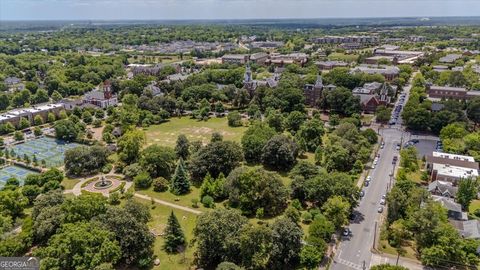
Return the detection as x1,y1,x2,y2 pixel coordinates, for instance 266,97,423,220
331,81,426,270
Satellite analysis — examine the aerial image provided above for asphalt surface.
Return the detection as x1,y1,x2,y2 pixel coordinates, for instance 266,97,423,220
331,82,417,270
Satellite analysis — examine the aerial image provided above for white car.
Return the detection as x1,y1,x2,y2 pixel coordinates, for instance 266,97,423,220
378,206,384,213
371,164,375,169
380,199,386,205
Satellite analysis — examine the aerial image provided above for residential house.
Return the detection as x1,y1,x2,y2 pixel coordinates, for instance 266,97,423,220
450,220,480,239
432,195,467,221
428,180,458,198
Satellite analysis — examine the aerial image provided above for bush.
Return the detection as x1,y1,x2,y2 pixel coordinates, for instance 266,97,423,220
153,177,169,192
14,131,24,141
101,164,113,174
302,212,313,224
227,111,242,127
134,172,152,189
201,195,215,208
109,192,120,205
474,208,480,218
191,198,199,208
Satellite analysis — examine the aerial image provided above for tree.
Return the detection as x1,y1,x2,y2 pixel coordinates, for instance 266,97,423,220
33,115,44,126
467,98,480,125
457,178,478,211
300,245,323,270
308,214,335,243
82,110,93,124
285,111,306,134
295,119,325,152
139,145,176,179
269,218,303,270
0,189,28,218
163,211,186,253
216,262,243,270
241,122,276,163
261,135,298,171
175,134,190,160
227,111,243,127
239,224,272,269
54,119,80,141
153,177,169,192
370,265,408,270
375,105,392,123
189,141,243,181
64,145,108,176
170,158,190,195
34,222,121,270
117,129,146,164
225,167,288,217
18,117,30,130
321,196,351,229
134,172,152,189
362,128,378,145
193,209,248,269
13,131,24,141
266,110,284,132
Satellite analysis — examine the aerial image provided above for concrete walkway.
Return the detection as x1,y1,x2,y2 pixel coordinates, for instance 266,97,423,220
134,193,202,215
63,173,202,215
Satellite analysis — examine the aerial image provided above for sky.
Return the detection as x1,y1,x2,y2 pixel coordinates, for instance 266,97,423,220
1,0,480,21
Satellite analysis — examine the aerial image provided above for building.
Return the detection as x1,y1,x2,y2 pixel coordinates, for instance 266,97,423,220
426,152,479,185
373,49,424,64
250,52,269,65
315,61,348,70
350,65,400,81
221,54,249,65
353,83,393,113
439,54,463,63
427,85,480,101
432,195,467,221
267,53,308,67
352,82,384,95
4,77,21,85
242,65,279,96
83,81,118,109
450,220,480,239
311,35,379,44
432,65,450,72
364,56,397,65
249,41,284,50
303,76,326,107
428,180,458,198
0,103,64,127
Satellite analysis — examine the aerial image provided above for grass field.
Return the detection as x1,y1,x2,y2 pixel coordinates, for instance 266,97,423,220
327,52,359,62
61,178,80,190
135,197,198,270
136,185,210,212
145,117,247,147
469,200,480,217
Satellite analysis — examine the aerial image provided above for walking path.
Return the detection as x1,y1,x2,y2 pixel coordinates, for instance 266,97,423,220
134,193,202,215
63,173,202,215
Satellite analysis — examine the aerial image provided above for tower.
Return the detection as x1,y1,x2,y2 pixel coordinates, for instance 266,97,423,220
243,63,257,96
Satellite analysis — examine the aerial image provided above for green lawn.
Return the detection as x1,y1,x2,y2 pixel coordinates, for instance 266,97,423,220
61,178,80,190
134,197,198,270
136,185,210,212
145,117,247,147
327,52,359,62
469,200,480,217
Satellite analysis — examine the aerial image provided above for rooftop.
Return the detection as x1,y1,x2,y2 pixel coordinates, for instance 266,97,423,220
432,152,476,162
433,163,478,179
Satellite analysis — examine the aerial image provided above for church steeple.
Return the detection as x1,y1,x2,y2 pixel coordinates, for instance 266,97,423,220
244,63,252,83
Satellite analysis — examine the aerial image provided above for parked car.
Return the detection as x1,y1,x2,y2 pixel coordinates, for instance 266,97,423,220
343,228,351,236
380,199,386,205
360,190,365,197
378,206,384,213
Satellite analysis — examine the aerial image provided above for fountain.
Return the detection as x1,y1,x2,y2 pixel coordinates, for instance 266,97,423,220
93,174,113,189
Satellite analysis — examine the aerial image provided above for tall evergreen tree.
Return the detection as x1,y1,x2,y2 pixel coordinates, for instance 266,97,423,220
175,134,190,160
171,158,190,195
163,211,186,253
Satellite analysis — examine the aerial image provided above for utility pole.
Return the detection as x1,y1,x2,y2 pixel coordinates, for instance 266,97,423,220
373,221,377,250
362,260,366,270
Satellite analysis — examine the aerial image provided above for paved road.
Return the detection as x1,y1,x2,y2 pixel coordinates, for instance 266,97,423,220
331,80,425,270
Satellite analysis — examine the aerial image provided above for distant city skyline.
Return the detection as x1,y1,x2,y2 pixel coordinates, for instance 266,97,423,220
1,0,480,21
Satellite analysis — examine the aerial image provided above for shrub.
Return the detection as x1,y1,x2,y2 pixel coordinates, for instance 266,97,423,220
191,198,199,208
302,212,313,224
101,164,113,174
134,172,152,189
201,195,215,208
153,177,169,192
109,192,120,205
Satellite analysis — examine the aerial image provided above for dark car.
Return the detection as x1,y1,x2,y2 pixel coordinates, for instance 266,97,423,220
411,139,419,144
393,156,398,164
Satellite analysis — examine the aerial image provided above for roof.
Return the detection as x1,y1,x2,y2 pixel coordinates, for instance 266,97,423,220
4,77,21,84
351,65,400,75
450,220,480,239
439,54,463,63
432,152,476,163
429,85,467,92
428,180,458,197
431,103,445,112
250,52,268,60
316,60,348,66
432,195,462,213
222,54,248,60
433,163,479,179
